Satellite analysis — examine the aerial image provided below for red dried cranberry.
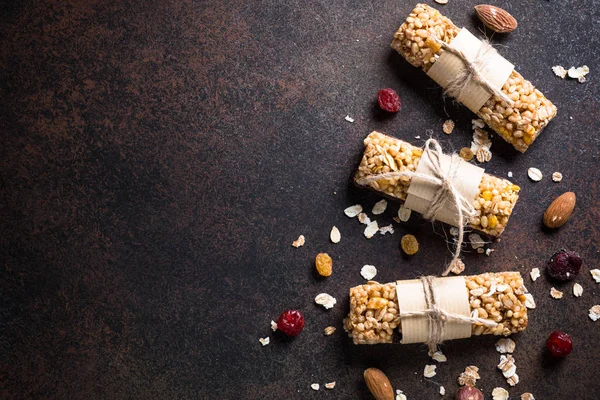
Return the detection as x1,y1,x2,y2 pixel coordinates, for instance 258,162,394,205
546,331,572,357
277,309,305,337
547,249,582,281
377,88,401,112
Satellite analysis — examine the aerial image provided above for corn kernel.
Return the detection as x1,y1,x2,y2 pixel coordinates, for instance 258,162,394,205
482,190,493,201
525,125,535,135
487,215,498,229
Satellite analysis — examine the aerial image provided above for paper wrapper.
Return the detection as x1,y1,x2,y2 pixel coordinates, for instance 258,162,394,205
404,150,484,227
396,276,471,343
427,29,514,114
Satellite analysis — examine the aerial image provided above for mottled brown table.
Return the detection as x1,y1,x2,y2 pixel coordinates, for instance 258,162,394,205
2,1,600,399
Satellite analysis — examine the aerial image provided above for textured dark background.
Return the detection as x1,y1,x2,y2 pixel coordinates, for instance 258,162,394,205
1,0,599,399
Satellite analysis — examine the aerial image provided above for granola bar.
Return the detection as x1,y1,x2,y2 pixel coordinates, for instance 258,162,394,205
391,4,557,152
343,272,528,345
354,131,519,237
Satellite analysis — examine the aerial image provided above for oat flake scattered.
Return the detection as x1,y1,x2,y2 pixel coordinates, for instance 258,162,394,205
550,287,563,299
567,65,589,82
259,337,270,346
486,248,494,256
271,320,278,331
398,206,412,222
439,386,445,396
496,338,516,354
396,390,407,400
492,387,509,400
344,204,363,218
530,268,540,282
431,351,447,362
292,235,305,248
524,293,536,309
469,233,486,249
379,225,395,235
434,0,448,5
357,212,371,225
471,127,493,163
344,115,354,123
590,269,600,283
424,364,437,378
552,172,563,182
508,171,513,178
315,293,337,309
364,220,379,239
589,305,600,321
521,393,535,400
324,382,336,390
472,119,485,129
552,65,567,79
507,374,519,386
527,167,543,182
324,326,336,336
372,199,388,215
361,264,377,280
449,259,465,275
573,283,583,297
442,119,455,134
311,383,320,391
458,366,480,386
330,226,341,243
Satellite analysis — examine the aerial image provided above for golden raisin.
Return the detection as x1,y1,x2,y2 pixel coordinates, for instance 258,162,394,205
400,234,419,255
482,190,493,201
315,253,332,276
459,147,474,161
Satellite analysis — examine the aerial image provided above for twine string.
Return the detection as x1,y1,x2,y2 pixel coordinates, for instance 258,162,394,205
355,139,475,276
429,35,514,107
399,276,498,354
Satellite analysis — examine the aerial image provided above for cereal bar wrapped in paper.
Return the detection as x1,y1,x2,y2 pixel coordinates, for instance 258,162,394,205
354,131,520,238
343,272,529,346
391,4,557,152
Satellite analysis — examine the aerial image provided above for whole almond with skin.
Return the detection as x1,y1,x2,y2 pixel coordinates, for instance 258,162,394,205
364,368,394,400
543,192,576,228
474,5,518,33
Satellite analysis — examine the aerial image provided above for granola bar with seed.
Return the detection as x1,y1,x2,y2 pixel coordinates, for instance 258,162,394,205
343,272,528,344
354,131,520,237
391,4,557,152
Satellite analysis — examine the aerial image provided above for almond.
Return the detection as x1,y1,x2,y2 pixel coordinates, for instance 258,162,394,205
474,5,518,33
543,192,576,228
363,368,394,400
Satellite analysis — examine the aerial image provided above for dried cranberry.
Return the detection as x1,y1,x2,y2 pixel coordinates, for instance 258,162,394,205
277,309,305,337
377,88,401,112
547,249,582,281
546,331,572,357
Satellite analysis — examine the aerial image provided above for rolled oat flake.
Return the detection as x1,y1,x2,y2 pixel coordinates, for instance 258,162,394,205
527,167,543,181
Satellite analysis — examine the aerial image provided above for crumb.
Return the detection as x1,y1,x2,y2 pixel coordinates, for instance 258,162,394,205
292,235,305,248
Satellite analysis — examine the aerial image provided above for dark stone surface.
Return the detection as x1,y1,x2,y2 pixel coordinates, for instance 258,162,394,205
1,0,599,398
